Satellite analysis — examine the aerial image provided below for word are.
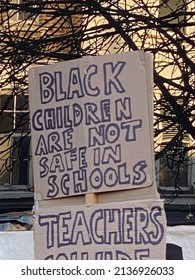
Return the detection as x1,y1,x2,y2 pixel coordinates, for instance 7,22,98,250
34,120,142,156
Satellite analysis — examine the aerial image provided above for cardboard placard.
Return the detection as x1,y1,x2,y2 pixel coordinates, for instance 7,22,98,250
29,51,154,200
34,199,166,260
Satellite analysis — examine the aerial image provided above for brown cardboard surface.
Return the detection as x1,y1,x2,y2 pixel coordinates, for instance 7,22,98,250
34,199,166,260
29,51,155,201
30,52,167,260
38,184,159,209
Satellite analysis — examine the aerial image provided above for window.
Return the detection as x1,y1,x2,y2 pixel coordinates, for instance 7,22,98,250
159,142,189,190
17,0,36,21
0,91,31,186
12,136,31,185
159,0,186,31
0,136,31,186
0,93,30,134
3,1,38,24
156,128,195,193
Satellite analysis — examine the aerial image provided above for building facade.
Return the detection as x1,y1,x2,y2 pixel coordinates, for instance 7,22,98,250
0,0,194,222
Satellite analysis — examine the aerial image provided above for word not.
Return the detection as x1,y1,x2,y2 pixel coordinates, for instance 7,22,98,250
34,119,142,157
